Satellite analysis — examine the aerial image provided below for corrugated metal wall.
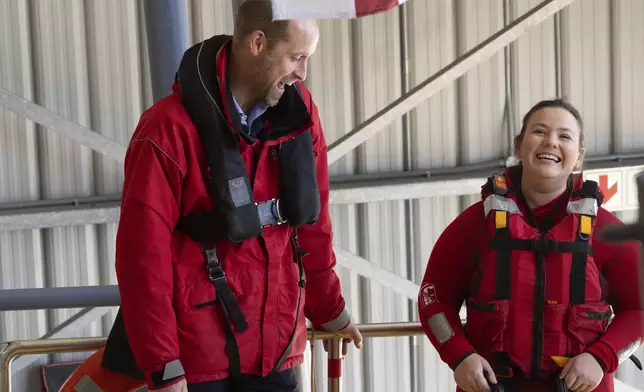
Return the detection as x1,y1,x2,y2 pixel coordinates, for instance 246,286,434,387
1,0,644,391
0,2,47,390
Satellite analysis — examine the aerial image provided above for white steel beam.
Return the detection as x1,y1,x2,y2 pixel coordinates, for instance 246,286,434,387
329,177,485,205
326,0,579,165
333,247,419,300
0,203,120,231
0,176,486,231
2,161,643,231
0,88,127,162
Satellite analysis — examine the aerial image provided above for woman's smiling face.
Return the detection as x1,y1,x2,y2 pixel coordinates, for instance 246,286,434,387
515,107,584,182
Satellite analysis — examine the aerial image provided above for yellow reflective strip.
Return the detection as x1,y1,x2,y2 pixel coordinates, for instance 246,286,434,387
495,210,507,229
580,215,592,236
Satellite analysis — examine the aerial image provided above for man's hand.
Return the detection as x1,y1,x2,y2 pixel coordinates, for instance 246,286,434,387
339,322,363,355
323,322,363,356
153,378,188,392
453,353,497,392
560,353,604,392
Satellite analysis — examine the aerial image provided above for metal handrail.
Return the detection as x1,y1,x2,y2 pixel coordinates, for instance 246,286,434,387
0,322,425,392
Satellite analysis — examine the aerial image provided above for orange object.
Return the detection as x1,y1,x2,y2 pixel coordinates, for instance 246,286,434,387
493,174,507,190
551,355,571,368
58,347,144,392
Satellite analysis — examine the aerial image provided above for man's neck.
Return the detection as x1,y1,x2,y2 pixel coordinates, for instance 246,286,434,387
228,49,256,113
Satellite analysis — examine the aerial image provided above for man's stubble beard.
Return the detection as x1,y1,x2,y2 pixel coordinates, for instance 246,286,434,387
251,54,282,107
264,87,282,107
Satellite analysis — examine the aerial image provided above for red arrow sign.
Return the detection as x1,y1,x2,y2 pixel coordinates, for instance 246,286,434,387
598,175,618,203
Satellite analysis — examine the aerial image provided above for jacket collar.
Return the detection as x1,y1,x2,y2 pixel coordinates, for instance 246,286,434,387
177,35,313,144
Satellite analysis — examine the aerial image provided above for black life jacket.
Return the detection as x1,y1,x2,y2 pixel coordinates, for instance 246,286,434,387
101,35,321,389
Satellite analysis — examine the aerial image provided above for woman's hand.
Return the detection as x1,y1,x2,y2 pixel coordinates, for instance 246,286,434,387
453,353,498,392
560,353,604,392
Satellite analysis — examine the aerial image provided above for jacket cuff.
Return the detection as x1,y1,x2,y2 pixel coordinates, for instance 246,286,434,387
320,306,351,332
145,359,186,390
586,340,616,374
439,335,477,370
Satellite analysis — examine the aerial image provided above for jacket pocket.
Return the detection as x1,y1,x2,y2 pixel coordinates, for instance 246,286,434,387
189,279,218,311
465,299,509,356
173,262,218,312
542,303,568,364
566,302,612,356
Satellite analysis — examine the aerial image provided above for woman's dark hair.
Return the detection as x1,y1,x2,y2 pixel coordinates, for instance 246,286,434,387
513,98,585,153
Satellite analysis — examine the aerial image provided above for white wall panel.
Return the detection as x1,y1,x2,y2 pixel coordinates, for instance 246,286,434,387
511,0,558,133
29,0,101,363
306,14,364,392
351,7,412,392
187,0,235,43
456,0,507,163
561,0,612,155
612,0,644,152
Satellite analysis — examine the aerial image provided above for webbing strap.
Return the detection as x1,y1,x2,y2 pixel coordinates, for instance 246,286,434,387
489,237,593,255
223,311,244,389
490,351,514,379
569,214,593,304
202,247,247,388
177,199,287,243
572,180,603,207
205,249,248,332
495,211,512,300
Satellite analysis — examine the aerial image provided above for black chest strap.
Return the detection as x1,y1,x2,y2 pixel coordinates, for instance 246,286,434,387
199,231,307,388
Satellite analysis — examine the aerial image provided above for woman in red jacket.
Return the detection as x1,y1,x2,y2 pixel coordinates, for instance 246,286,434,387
418,99,643,392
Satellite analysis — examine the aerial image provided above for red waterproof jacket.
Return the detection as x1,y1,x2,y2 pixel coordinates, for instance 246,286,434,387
418,167,644,391
115,37,350,387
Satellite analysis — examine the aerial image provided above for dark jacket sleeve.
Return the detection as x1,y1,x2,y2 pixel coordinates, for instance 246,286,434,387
585,208,644,374
115,122,185,387
296,83,350,331
418,202,484,369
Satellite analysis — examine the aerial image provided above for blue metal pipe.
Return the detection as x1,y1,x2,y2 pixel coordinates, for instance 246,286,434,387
232,0,241,20
143,0,189,101
0,286,120,311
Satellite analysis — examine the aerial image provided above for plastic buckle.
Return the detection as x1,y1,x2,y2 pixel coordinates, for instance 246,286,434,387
208,264,226,282
532,236,549,253
256,198,286,228
272,198,286,225
201,246,225,282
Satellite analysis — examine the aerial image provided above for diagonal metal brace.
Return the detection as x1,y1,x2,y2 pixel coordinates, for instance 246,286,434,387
0,88,127,162
327,0,579,165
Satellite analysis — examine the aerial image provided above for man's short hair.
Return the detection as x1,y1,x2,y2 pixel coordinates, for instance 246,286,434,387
233,0,291,48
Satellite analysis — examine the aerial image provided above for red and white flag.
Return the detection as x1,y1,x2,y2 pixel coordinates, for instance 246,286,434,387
271,0,409,20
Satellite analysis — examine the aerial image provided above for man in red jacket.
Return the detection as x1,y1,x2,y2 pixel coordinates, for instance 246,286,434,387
103,1,362,391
